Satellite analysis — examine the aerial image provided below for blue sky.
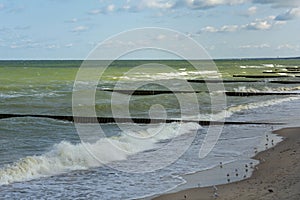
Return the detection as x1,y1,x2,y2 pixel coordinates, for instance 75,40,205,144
0,0,299,59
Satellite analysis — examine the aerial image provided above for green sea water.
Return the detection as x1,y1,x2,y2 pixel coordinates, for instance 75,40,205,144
0,59,300,199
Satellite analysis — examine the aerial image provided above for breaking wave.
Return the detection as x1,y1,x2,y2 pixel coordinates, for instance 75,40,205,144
0,122,200,185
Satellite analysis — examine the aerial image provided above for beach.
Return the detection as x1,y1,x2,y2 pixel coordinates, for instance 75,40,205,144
153,127,300,200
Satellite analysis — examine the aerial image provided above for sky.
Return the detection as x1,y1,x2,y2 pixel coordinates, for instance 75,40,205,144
0,0,299,59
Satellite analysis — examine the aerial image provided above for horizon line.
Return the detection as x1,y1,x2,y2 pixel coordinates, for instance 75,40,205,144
0,56,299,61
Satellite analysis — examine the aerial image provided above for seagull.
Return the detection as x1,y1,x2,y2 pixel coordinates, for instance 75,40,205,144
213,185,218,191
213,192,219,198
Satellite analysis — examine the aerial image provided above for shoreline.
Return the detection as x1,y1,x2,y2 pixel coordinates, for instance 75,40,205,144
152,127,300,200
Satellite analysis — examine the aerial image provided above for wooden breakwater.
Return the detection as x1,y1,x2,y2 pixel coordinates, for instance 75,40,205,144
233,74,290,78
0,113,281,125
225,91,300,97
99,89,202,95
187,79,259,83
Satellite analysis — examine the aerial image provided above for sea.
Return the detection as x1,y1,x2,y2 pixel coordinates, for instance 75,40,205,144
0,59,300,199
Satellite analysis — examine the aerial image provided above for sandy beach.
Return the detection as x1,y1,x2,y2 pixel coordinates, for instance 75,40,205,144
153,127,300,200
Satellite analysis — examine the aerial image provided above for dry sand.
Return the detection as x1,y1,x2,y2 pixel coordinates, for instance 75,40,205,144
153,127,300,200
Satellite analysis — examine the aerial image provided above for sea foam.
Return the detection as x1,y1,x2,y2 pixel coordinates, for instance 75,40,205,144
0,122,200,185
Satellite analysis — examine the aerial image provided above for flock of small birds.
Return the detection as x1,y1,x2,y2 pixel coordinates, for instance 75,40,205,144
183,131,276,199
219,161,254,184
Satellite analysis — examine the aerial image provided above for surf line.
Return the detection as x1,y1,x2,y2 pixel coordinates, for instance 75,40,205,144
0,114,283,125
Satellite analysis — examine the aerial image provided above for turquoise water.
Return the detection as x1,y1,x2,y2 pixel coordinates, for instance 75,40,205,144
0,59,300,199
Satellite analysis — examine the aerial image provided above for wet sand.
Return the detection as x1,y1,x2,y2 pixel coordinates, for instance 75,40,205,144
153,127,300,200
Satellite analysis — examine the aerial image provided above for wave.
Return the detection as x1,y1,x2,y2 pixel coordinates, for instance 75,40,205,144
0,92,65,99
240,64,293,69
233,86,300,93
240,65,267,69
226,96,300,118
0,122,200,185
112,70,219,81
195,96,300,121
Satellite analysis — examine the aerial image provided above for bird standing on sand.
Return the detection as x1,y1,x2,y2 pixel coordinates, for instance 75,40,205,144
213,185,218,191
213,185,218,198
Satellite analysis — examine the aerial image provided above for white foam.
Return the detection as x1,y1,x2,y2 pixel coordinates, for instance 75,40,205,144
234,86,300,92
262,64,275,68
226,96,300,118
240,65,265,69
194,96,300,121
117,70,219,81
0,122,201,185
0,92,64,99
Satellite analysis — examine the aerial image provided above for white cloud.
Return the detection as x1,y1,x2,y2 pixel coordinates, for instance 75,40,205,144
65,18,78,23
275,8,300,21
72,26,88,32
242,20,272,30
247,6,257,15
65,43,73,48
201,26,219,33
0,3,4,10
274,20,287,25
200,25,239,33
183,0,247,9
182,0,299,10
88,4,116,15
121,0,299,12
220,25,239,32
88,9,102,15
251,0,300,8
199,14,285,34
122,4,131,10
107,4,115,12
276,44,300,51
10,44,23,49
239,44,271,49
142,0,176,9
122,0,177,12
46,44,60,49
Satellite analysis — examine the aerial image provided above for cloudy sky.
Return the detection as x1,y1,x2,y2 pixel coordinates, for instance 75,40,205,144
0,0,299,59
